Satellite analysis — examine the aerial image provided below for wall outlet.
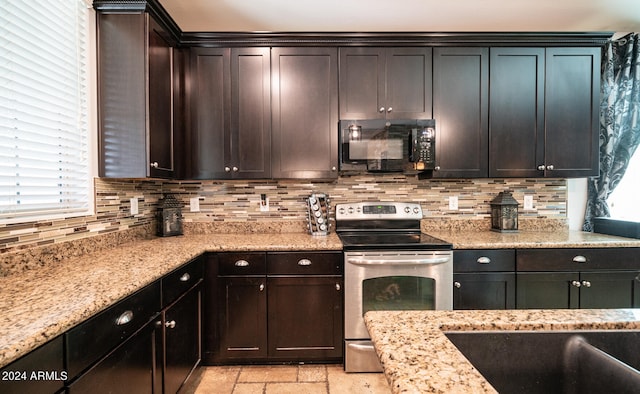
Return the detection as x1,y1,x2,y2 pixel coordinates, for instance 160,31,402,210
130,197,139,216
190,197,201,212
449,196,458,210
260,194,269,212
524,195,534,210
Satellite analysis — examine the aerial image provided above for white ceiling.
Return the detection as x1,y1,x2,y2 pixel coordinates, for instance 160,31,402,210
158,0,640,33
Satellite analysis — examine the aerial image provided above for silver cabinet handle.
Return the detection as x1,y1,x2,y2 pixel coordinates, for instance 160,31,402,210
546,164,554,170
259,283,265,292
454,281,461,288
335,283,341,291
581,280,592,288
537,165,546,171
179,273,191,282
331,166,337,171
165,320,176,329
387,107,393,113
115,310,133,326
434,166,441,171
235,260,249,267
297,258,312,266
150,162,159,168
572,255,587,263
379,107,385,113
477,257,491,264
232,166,238,172
571,280,581,287
224,166,231,172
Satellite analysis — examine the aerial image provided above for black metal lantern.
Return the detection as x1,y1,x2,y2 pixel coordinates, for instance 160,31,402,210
490,191,519,232
157,194,183,237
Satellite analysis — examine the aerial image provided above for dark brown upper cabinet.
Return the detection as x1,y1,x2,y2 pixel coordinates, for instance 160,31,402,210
489,47,600,178
432,47,489,178
97,13,176,178
339,47,433,120
271,47,339,179
187,47,271,179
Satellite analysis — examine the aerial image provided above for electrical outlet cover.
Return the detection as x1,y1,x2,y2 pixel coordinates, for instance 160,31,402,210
449,196,458,210
130,197,139,215
190,197,200,212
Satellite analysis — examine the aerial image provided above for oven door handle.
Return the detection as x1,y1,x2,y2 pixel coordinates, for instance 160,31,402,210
346,256,450,266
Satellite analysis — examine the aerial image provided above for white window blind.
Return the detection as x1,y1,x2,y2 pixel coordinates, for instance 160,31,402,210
0,0,92,222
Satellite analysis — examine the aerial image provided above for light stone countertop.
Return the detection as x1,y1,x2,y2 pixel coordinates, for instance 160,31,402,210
365,309,640,394
0,233,342,368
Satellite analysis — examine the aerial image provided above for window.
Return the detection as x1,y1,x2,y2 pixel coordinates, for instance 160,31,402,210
0,0,94,223
608,147,640,221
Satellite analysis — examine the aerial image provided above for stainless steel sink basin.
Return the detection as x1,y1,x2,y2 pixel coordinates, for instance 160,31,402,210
445,330,640,394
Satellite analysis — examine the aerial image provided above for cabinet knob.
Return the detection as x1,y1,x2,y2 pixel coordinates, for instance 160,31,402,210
259,283,265,292
232,166,239,172
235,260,250,267
571,280,581,287
454,281,461,288
115,310,134,326
387,107,393,113
379,107,385,113
572,255,587,263
537,165,546,171
225,166,231,172
434,166,441,171
335,283,341,291
179,273,191,282
165,320,176,329
546,164,554,171
477,257,491,264
150,162,159,168
581,280,592,288
297,258,312,266
331,166,337,171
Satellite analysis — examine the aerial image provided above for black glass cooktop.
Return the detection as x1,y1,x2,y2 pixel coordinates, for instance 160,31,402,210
338,231,452,251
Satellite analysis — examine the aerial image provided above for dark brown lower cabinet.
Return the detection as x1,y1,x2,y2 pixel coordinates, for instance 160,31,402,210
67,319,159,394
453,272,516,309
517,271,640,309
0,336,64,394
267,276,343,361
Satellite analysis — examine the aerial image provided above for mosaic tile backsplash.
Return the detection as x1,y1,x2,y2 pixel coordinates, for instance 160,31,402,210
1,175,567,259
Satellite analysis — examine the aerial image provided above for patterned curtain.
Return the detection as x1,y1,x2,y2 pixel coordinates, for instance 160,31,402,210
583,33,640,231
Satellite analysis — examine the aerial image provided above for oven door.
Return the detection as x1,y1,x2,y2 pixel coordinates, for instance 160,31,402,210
344,250,453,340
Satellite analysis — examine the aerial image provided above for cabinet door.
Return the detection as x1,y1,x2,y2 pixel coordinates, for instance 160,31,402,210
164,286,201,394
579,271,640,309
386,47,433,119
272,47,339,179
0,336,64,394
544,47,600,178
489,48,545,178
267,276,343,361
147,16,174,178
454,273,515,310
218,276,267,360
433,47,489,178
517,272,580,309
189,48,231,179
231,48,271,178
339,47,386,119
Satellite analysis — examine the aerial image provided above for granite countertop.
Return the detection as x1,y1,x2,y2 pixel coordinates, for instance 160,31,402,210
365,309,640,394
428,230,640,249
0,232,342,368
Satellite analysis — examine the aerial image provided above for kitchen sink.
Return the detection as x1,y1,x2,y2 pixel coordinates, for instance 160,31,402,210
445,330,640,394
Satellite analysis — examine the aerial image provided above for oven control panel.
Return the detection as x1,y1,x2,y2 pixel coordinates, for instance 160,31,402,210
335,202,422,220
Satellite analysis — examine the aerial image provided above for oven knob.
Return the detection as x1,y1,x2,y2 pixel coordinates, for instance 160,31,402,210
338,207,345,215
413,207,420,214
404,207,410,213
348,207,354,214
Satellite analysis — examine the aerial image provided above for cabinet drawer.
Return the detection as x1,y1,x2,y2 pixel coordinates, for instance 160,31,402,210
162,256,204,307
66,280,161,379
218,252,266,276
517,248,640,271
267,251,343,275
454,249,515,272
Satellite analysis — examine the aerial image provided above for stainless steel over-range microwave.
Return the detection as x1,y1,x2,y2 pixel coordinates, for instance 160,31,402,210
339,119,436,174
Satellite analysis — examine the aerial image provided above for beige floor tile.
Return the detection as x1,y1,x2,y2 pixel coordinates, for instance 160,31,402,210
327,366,391,394
232,383,265,394
266,382,328,394
237,365,299,383
194,366,241,394
298,365,327,382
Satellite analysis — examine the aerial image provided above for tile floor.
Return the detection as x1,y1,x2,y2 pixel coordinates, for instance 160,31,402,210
185,364,391,394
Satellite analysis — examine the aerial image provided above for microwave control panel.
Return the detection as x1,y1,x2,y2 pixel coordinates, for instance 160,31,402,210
410,126,436,169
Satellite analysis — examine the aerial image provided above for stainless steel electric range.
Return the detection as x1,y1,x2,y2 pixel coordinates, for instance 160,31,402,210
335,201,453,372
